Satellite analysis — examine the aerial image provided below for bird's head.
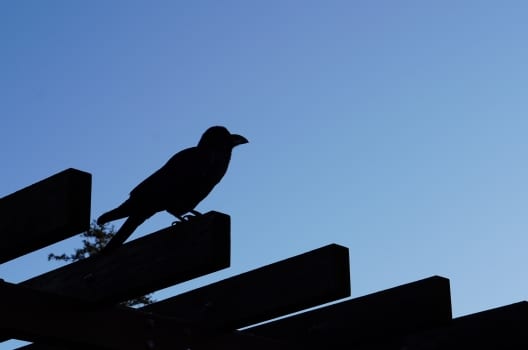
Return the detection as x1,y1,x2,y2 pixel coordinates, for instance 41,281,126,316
198,126,249,150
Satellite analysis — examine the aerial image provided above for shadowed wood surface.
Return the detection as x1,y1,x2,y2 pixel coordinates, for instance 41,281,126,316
4,170,523,350
0,168,91,264
142,244,350,329
1,280,200,350
246,275,452,348
19,211,230,305
14,243,347,350
406,301,528,349
1,281,293,350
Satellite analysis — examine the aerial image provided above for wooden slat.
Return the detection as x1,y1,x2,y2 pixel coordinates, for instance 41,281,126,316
13,242,342,350
0,280,196,349
15,332,293,350
1,280,295,350
0,168,91,263
406,301,528,349
20,211,230,305
2,212,230,347
193,331,294,350
246,275,452,348
142,244,350,330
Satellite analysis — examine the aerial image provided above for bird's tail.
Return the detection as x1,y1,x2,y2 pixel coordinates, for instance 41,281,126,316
102,215,146,252
97,201,131,225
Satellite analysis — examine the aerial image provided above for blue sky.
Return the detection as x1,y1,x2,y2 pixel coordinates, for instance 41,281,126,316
2,1,528,347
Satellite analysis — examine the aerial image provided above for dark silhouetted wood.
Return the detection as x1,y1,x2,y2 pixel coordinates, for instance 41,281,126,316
1,280,294,350
16,241,343,350
0,168,91,264
15,332,292,350
20,211,230,305
406,301,528,349
1,280,196,349
142,244,350,330
193,331,293,350
246,276,452,348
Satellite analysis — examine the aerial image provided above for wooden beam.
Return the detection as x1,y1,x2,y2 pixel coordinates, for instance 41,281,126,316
0,168,91,263
193,331,294,350
1,281,296,350
1,213,230,347
13,243,343,350
14,332,294,350
406,301,528,349
20,211,230,305
0,280,198,349
141,244,350,330
246,276,452,348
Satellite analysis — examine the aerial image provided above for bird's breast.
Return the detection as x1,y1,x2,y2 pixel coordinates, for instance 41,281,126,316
205,151,231,178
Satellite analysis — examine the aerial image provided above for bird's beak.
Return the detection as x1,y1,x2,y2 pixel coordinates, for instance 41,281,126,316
231,134,249,147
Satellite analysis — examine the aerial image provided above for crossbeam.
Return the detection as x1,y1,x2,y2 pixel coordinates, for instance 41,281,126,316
19,211,230,305
407,301,528,349
0,168,91,263
2,280,291,350
246,275,452,348
142,244,350,329
0,280,191,349
16,244,348,350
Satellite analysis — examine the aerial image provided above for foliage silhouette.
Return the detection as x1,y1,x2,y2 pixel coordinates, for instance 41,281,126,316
48,221,155,307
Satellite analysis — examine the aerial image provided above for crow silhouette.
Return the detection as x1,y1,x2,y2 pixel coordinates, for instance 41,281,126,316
97,126,248,251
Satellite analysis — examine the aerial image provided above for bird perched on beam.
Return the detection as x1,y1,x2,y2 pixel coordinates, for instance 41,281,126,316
97,126,248,251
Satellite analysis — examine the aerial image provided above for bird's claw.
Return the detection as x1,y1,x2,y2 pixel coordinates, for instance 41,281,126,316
171,212,200,226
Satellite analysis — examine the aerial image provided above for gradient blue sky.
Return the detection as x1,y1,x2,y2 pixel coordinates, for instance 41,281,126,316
2,1,528,347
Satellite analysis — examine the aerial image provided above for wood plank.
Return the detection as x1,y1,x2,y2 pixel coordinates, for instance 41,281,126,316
1,212,230,347
406,301,528,349
1,280,295,350
14,332,293,350
193,331,294,350
12,243,343,350
246,275,452,348
20,211,230,305
0,168,91,263
0,280,197,349
141,244,350,330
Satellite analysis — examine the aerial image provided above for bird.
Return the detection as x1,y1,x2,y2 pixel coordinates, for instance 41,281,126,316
97,126,248,251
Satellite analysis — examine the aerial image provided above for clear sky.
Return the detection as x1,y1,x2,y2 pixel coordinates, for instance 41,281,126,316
1,1,528,348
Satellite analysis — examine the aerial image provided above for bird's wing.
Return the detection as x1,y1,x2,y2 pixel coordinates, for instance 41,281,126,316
129,147,205,204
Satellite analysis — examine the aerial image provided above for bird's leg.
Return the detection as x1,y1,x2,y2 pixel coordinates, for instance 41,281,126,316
171,215,187,226
171,210,203,225
182,210,202,221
